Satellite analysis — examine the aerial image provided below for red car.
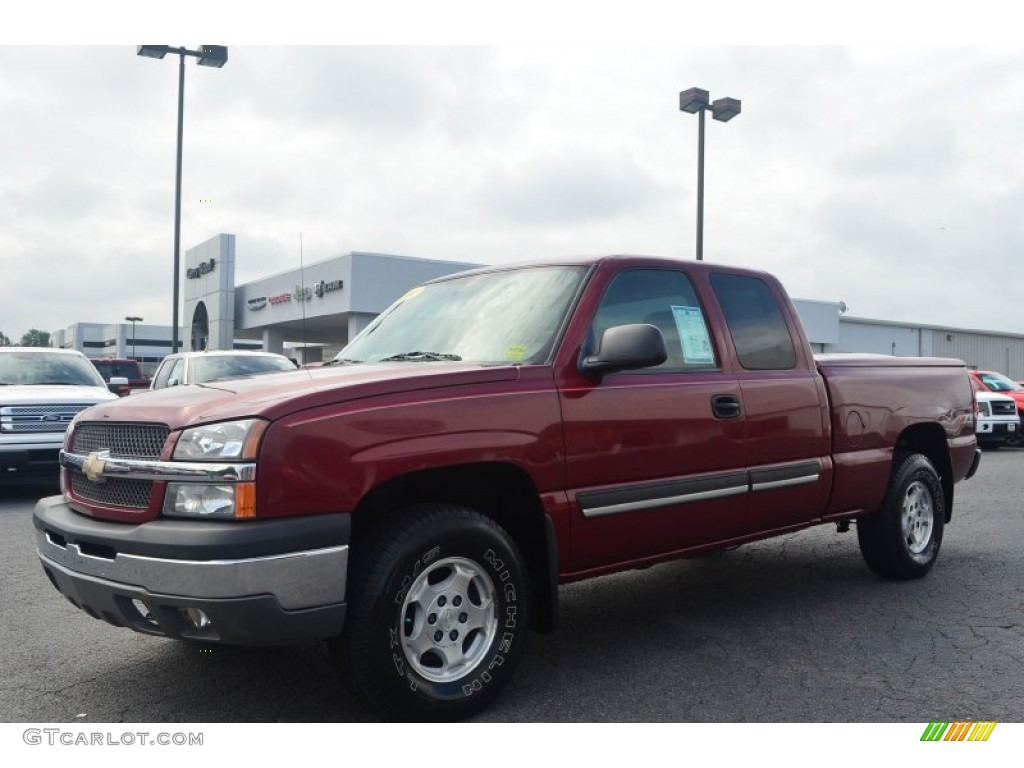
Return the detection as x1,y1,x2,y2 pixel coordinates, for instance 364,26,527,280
969,370,1024,445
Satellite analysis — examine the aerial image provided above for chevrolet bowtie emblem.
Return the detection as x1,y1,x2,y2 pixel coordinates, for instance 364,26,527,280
82,451,109,483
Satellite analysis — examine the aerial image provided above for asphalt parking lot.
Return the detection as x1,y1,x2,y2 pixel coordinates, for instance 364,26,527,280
2,448,1023,723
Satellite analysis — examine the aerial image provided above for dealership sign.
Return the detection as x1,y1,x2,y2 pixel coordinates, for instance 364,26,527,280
186,259,216,279
314,279,344,297
253,279,343,310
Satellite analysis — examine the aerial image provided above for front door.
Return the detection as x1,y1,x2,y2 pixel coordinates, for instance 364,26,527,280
558,267,748,573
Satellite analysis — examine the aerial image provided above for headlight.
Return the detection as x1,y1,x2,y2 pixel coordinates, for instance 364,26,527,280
976,401,991,417
165,419,265,519
174,419,267,460
163,482,255,519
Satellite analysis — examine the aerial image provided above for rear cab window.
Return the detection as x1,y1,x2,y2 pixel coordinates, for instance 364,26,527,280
709,273,797,370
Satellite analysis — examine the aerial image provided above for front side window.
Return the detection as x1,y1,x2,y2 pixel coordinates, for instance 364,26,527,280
589,269,717,371
338,266,588,365
710,273,797,371
166,358,186,387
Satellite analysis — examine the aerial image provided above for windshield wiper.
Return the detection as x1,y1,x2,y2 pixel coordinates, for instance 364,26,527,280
325,357,361,366
380,351,462,362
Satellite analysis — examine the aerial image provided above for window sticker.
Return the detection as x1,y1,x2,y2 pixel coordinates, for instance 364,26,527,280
671,305,714,364
505,344,527,361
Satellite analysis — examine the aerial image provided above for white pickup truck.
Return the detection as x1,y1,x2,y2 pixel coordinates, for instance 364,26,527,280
1,348,120,480
974,390,1018,449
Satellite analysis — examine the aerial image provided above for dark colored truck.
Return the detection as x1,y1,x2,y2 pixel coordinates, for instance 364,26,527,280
90,358,150,396
33,255,980,720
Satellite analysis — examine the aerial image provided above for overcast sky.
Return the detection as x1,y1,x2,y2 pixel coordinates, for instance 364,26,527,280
3,23,1024,342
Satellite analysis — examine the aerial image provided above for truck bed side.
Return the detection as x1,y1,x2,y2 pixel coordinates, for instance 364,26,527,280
815,353,976,521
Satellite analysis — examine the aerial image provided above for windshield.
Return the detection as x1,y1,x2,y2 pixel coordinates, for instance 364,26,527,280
337,265,588,365
0,352,107,387
978,372,1023,392
192,355,296,384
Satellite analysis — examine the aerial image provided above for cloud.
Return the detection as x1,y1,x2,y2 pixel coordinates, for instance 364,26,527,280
2,45,1024,343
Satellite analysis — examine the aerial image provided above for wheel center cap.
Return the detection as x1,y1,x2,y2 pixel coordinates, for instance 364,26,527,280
441,607,457,631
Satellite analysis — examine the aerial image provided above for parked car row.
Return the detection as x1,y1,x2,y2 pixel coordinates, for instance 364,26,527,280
1,348,120,480
1,348,297,481
6,345,1024,488
969,370,1024,449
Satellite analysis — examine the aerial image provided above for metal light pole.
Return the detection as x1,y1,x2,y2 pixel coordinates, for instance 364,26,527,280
137,45,228,354
679,87,741,261
125,316,143,360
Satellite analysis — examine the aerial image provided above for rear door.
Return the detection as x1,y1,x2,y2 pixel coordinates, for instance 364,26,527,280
708,273,831,534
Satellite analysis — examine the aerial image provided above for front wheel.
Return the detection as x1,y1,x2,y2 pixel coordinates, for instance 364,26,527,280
332,504,530,721
857,453,945,579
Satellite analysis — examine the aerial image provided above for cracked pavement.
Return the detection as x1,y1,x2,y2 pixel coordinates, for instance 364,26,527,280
2,448,1022,723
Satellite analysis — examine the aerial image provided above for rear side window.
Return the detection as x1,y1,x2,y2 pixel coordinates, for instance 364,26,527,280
709,274,797,370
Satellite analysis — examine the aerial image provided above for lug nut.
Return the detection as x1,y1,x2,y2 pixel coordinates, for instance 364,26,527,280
449,630,458,641
459,612,468,623
453,595,462,607
434,631,443,642
438,596,447,607
428,613,437,625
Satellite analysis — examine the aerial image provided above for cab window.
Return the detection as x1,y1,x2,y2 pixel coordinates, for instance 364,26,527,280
709,273,797,370
590,269,717,371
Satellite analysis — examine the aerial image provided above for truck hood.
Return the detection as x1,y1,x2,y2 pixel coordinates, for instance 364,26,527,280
0,384,117,405
73,362,522,430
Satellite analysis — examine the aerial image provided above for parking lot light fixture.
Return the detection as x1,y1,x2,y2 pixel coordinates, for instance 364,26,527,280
125,316,143,360
137,44,228,355
679,87,742,261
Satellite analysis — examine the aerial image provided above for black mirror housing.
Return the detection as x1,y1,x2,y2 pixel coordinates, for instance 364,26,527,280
579,323,667,377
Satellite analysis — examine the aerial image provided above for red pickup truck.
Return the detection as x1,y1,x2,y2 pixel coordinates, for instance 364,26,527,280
33,255,980,720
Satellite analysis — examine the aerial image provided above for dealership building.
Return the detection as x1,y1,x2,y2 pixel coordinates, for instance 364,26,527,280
52,234,481,371
52,233,1024,379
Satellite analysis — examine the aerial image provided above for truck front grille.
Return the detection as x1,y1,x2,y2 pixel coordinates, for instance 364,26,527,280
72,423,169,458
67,423,170,513
1,404,92,434
70,473,153,509
991,401,1017,416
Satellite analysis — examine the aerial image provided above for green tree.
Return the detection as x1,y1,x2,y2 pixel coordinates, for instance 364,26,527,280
0,331,11,346
19,329,51,347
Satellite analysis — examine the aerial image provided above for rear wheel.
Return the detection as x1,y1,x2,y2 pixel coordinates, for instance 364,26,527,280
333,503,529,721
857,453,945,579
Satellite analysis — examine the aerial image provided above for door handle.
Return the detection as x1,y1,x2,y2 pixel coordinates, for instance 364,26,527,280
711,394,742,419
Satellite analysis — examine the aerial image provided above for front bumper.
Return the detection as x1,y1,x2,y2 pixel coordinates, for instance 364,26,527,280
34,496,350,645
1,443,61,479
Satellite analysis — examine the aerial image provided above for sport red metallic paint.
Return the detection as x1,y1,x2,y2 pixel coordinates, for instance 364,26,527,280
34,255,980,720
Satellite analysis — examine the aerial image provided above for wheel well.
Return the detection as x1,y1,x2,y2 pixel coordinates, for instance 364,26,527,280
352,463,557,632
894,423,954,522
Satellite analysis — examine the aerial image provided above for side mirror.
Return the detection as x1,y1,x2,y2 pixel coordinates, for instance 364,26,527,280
108,376,130,396
579,323,667,377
